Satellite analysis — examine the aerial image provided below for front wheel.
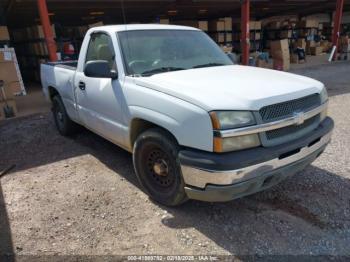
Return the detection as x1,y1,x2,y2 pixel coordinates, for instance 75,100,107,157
133,128,188,206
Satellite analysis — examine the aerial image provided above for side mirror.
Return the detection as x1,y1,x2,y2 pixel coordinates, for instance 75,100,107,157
84,60,118,79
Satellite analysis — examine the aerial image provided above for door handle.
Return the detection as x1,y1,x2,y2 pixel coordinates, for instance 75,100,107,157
78,81,86,90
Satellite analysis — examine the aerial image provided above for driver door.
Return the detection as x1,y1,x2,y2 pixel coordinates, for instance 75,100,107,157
74,32,125,146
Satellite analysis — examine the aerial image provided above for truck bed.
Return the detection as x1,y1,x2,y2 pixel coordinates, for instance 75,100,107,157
45,61,78,70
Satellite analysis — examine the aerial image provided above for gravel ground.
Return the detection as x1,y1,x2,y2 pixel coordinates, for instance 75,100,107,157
0,61,349,260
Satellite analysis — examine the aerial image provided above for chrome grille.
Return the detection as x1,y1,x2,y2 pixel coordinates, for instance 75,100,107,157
258,94,322,146
266,115,320,140
260,94,321,122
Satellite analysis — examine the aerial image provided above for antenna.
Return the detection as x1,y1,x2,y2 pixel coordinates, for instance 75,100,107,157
120,0,127,26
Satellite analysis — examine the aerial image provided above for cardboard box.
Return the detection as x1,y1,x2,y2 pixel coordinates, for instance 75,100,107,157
320,40,331,52
340,36,350,52
0,83,15,101
8,81,21,94
198,21,208,31
211,33,225,43
254,21,262,30
159,19,169,24
33,25,44,38
254,32,261,40
226,33,232,42
273,59,290,71
271,49,290,61
299,19,319,28
233,21,261,31
0,61,19,83
306,40,318,54
175,20,208,31
209,20,225,31
221,17,232,31
250,21,261,30
0,99,17,119
270,40,290,71
175,20,196,27
0,26,10,41
270,39,289,52
310,46,323,56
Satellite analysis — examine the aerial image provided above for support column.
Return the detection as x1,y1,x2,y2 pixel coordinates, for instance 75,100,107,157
37,0,57,61
332,0,344,61
241,0,250,65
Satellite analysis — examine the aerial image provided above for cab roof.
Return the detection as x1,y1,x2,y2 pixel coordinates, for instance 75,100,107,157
87,24,201,34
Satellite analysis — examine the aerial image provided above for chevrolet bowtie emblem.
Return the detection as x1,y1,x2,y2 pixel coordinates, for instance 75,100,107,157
294,112,305,126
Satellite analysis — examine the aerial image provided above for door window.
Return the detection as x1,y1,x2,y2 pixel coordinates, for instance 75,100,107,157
85,33,116,70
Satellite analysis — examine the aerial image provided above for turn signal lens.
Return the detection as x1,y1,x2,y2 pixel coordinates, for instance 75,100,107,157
214,134,261,153
210,112,221,129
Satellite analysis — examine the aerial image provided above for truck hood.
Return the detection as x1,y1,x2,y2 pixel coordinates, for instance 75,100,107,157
134,65,324,111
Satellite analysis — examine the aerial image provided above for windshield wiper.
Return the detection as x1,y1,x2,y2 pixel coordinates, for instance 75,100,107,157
192,63,226,69
140,67,185,76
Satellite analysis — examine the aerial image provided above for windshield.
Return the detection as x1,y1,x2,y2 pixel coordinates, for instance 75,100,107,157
117,30,233,76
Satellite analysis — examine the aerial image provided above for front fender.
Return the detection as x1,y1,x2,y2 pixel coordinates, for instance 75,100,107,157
125,88,213,152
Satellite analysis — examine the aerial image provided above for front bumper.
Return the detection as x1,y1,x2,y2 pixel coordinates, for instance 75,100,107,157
179,117,334,202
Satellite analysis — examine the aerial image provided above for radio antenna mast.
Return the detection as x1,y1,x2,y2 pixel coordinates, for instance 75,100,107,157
121,0,127,25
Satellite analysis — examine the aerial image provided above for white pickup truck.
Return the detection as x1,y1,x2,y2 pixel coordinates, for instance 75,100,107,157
41,24,333,206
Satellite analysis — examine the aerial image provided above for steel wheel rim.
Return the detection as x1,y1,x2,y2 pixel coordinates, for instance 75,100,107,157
145,146,175,189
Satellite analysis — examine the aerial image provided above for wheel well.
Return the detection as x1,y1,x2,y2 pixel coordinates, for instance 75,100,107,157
129,119,178,150
48,86,59,101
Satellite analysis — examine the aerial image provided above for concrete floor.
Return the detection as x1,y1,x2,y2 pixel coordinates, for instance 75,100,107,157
14,84,50,118
290,53,329,70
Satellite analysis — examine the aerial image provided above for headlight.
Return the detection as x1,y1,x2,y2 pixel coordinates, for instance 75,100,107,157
210,111,260,152
214,134,261,153
210,111,256,130
320,87,328,103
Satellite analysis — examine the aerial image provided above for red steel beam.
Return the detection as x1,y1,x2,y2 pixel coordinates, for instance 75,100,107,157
332,0,344,61
37,0,57,62
241,0,250,65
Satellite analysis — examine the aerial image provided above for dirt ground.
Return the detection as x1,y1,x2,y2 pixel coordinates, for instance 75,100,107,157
0,61,350,260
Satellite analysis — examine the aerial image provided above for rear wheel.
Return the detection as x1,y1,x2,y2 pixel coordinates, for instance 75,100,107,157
133,128,188,206
52,95,79,136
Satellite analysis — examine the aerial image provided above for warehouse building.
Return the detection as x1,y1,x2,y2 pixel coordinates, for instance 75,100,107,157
0,0,349,119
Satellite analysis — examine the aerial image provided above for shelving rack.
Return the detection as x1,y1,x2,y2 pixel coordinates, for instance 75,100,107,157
11,24,87,81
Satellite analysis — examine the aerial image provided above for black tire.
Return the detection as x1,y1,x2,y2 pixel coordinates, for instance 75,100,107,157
52,95,79,136
133,128,188,206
